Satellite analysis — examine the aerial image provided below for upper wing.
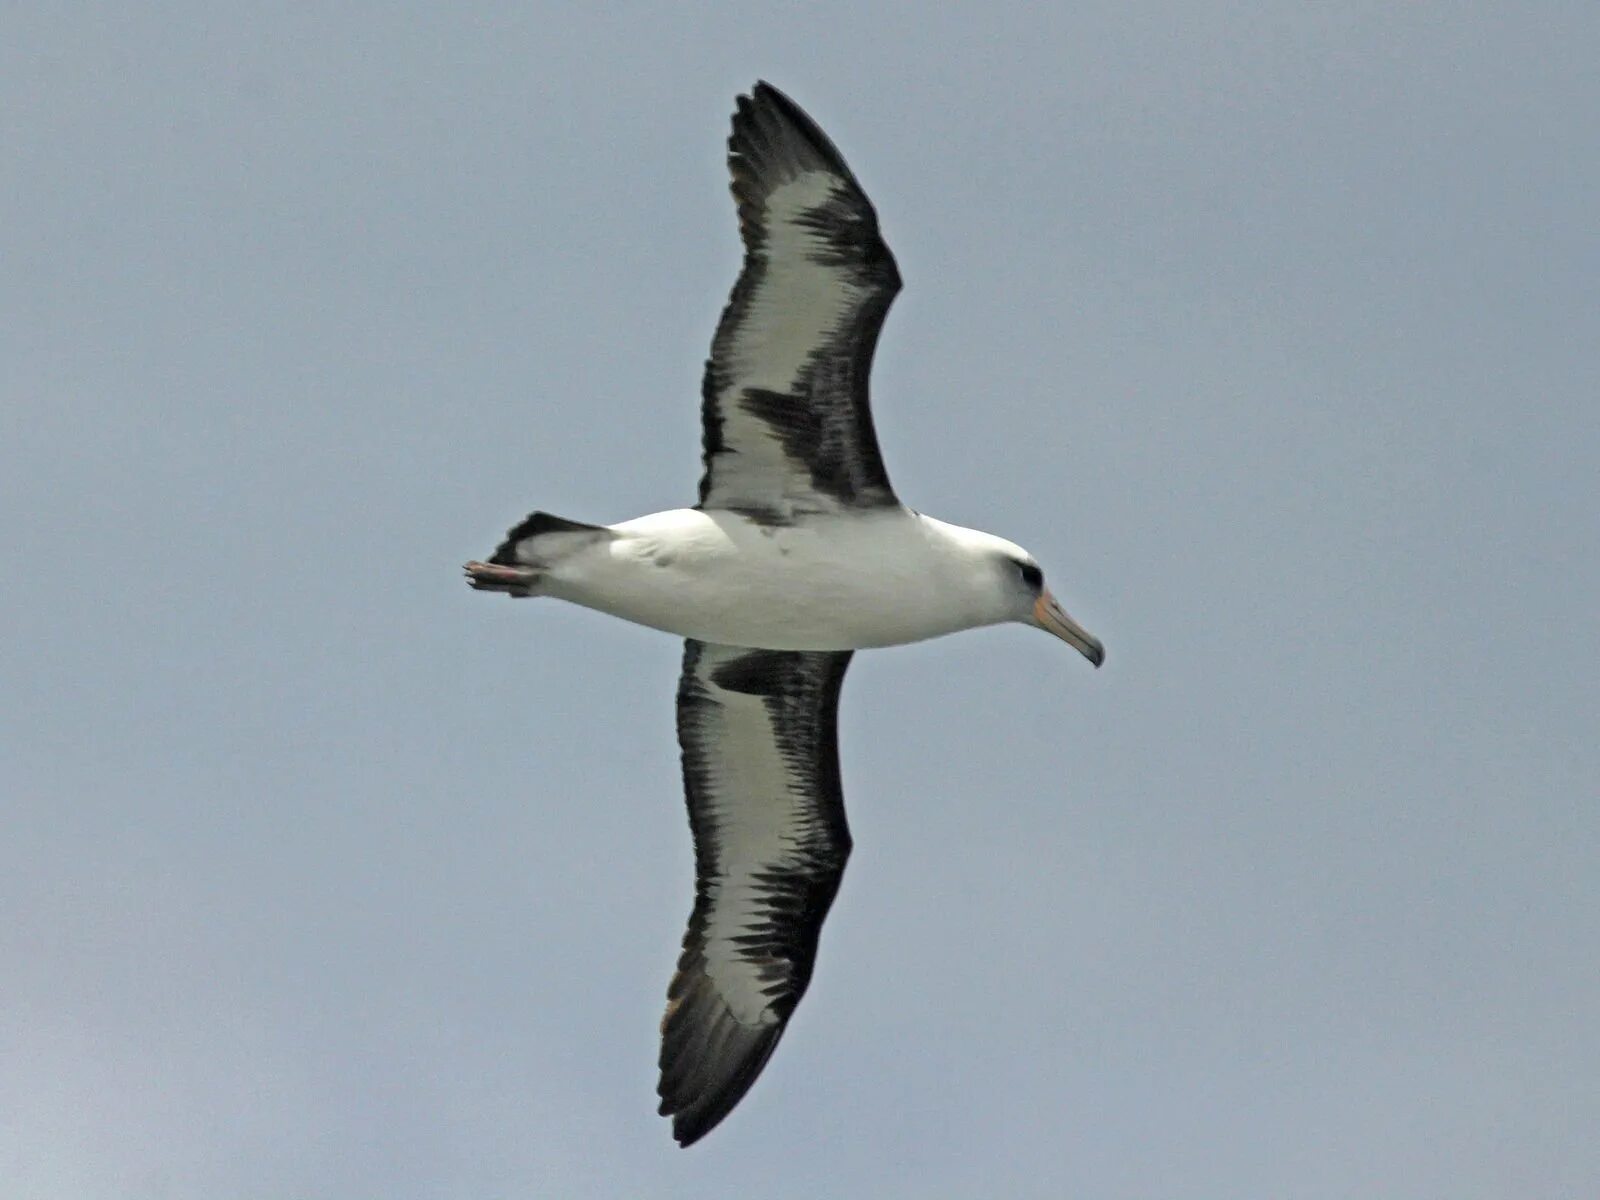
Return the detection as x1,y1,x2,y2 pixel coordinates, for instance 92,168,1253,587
659,639,854,1146
697,82,903,519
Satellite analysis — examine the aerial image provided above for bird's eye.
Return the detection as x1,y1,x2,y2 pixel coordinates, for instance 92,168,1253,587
1017,562,1043,590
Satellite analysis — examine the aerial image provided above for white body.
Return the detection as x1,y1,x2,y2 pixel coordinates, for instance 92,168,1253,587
541,507,1029,651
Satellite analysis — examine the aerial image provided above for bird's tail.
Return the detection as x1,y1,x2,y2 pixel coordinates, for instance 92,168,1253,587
465,510,613,597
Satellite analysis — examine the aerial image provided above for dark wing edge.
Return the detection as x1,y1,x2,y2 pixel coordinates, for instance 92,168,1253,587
659,639,854,1146
697,82,903,517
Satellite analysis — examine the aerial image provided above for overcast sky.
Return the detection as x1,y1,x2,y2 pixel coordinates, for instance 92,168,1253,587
4,4,1597,1197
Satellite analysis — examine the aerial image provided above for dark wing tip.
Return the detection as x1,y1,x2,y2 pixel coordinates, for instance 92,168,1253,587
746,81,857,176
656,970,787,1147
727,80,864,200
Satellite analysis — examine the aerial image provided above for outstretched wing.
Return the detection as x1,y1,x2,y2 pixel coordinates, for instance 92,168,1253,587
697,81,903,519
659,640,854,1146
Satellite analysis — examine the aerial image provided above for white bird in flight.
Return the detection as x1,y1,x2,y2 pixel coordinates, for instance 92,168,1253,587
466,81,1104,1146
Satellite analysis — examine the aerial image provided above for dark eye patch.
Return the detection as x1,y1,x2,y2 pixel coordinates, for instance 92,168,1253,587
1017,562,1043,590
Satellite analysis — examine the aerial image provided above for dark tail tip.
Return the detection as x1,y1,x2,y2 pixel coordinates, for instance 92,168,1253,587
489,510,606,565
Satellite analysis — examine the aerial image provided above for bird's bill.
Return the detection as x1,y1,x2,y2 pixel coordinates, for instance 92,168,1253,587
1033,591,1105,667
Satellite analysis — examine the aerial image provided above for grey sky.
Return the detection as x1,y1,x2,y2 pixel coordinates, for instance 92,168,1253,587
4,4,1597,1197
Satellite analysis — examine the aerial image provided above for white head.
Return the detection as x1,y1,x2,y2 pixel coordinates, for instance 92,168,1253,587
1005,550,1104,666
953,526,1104,667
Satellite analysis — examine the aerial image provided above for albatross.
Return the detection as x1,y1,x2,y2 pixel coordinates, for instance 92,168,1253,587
466,81,1104,1146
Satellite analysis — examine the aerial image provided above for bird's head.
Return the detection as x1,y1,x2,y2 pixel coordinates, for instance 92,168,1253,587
999,549,1105,668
